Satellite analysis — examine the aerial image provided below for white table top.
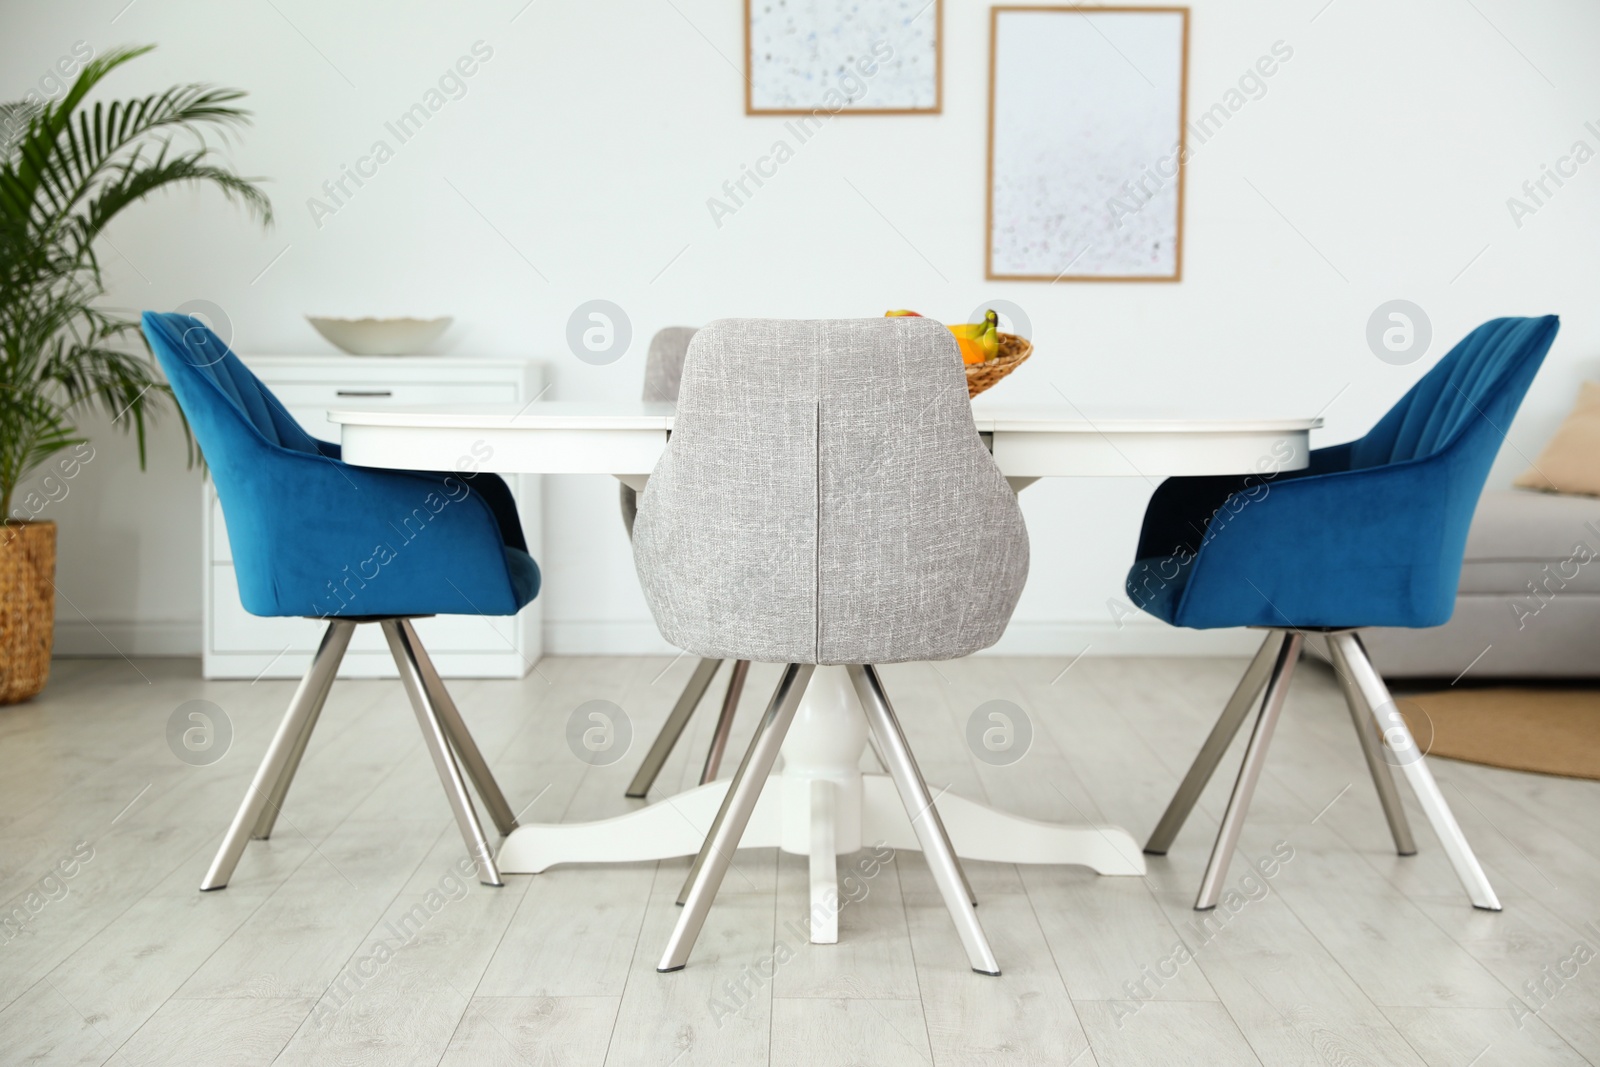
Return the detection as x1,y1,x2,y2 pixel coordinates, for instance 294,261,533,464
329,401,1322,482
328,400,1321,436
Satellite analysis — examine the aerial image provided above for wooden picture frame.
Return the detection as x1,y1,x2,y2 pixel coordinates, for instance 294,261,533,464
744,0,943,116
986,6,1190,282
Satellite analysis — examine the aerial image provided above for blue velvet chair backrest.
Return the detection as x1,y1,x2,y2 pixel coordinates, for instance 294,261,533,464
1135,315,1560,630
145,313,325,456
1347,317,1557,471
145,312,343,615
144,311,533,620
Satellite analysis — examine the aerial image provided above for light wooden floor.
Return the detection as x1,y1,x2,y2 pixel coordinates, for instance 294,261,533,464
2,652,1598,1066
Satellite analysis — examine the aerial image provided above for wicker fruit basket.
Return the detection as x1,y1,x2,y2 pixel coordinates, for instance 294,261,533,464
965,332,1032,398
1,521,56,705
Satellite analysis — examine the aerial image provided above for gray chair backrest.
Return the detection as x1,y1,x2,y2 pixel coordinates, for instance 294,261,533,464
634,317,1029,665
643,326,698,402
623,326,700,538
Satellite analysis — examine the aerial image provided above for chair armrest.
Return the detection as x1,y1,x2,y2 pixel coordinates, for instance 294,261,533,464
1174,451,1475,629
1134,440,1357,560
215,438,522,617
312,435,524,551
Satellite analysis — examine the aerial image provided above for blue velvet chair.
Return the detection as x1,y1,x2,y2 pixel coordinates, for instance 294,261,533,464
143,311,539,890
1129,315,1559,912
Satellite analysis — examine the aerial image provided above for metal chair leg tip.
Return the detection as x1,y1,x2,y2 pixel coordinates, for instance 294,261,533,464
657,964,686,973
1398,849,1418,857
199,884,227,892
1473,903,1503,912
624,789,648,799
1143,847,1168,857
973,967,1002,977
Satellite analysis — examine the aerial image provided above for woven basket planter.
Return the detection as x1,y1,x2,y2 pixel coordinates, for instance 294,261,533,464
965,332,1032,398
1,521,56,705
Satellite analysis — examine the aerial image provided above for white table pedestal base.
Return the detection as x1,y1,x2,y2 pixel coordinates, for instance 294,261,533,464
494,666,1146,943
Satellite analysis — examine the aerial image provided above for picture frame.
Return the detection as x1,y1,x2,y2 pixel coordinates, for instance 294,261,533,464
986,6,1190,282
744,0,943,116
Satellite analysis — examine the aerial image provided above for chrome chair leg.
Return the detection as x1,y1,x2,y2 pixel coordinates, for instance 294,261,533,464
865,730,954,893
670,663,981,908
202,620,356,890
403,620,519,837
1325,633,1416,855
627,658,724,798
952,831,980,909
676,833,709,907
1146,631,1285,855
849,665,999,974
1196,633,1303,910
659,663,814,972
865,733,889,773
1330,632,1500,910
672,660,747,902
382,620,503,887
699,660,749,785
251,621,351,840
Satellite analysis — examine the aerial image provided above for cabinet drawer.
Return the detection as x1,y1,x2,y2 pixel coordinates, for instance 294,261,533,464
270,382,517,441
210,563,519,654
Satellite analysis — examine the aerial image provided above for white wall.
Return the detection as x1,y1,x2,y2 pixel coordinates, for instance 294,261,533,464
5,0,1598,659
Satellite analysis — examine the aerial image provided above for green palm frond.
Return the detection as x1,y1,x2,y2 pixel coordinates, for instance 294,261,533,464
0,388,87,519
0,44,270,521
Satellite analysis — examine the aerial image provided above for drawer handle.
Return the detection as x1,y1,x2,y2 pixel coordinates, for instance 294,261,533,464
336,390,393,398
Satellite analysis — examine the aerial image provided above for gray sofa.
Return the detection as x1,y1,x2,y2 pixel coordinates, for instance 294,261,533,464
1347,489,1600,678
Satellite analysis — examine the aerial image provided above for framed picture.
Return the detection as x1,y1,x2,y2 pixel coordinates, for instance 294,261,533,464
745,0,942,115
986,6,1190,281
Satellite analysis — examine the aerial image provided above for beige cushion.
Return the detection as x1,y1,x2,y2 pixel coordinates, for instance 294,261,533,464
1515,381,1600,495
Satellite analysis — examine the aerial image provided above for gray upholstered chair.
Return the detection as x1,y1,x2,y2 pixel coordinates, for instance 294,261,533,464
622,325,755,800
636,318,1030,974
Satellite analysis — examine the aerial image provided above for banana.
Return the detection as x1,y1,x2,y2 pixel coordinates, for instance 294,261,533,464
951,310,1000,364
883,309,1000,365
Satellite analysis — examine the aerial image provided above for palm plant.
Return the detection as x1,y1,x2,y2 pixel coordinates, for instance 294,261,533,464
0,44,271,520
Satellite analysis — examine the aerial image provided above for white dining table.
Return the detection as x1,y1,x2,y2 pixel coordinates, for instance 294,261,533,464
330,399,1320,944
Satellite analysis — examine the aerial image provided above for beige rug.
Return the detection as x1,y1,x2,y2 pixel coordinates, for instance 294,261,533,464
1399,688,1600,781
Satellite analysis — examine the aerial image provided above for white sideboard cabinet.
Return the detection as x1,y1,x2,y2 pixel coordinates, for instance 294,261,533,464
202,354,542,679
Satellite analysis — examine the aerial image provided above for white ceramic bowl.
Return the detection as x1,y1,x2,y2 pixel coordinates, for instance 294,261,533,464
306,315,453,356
